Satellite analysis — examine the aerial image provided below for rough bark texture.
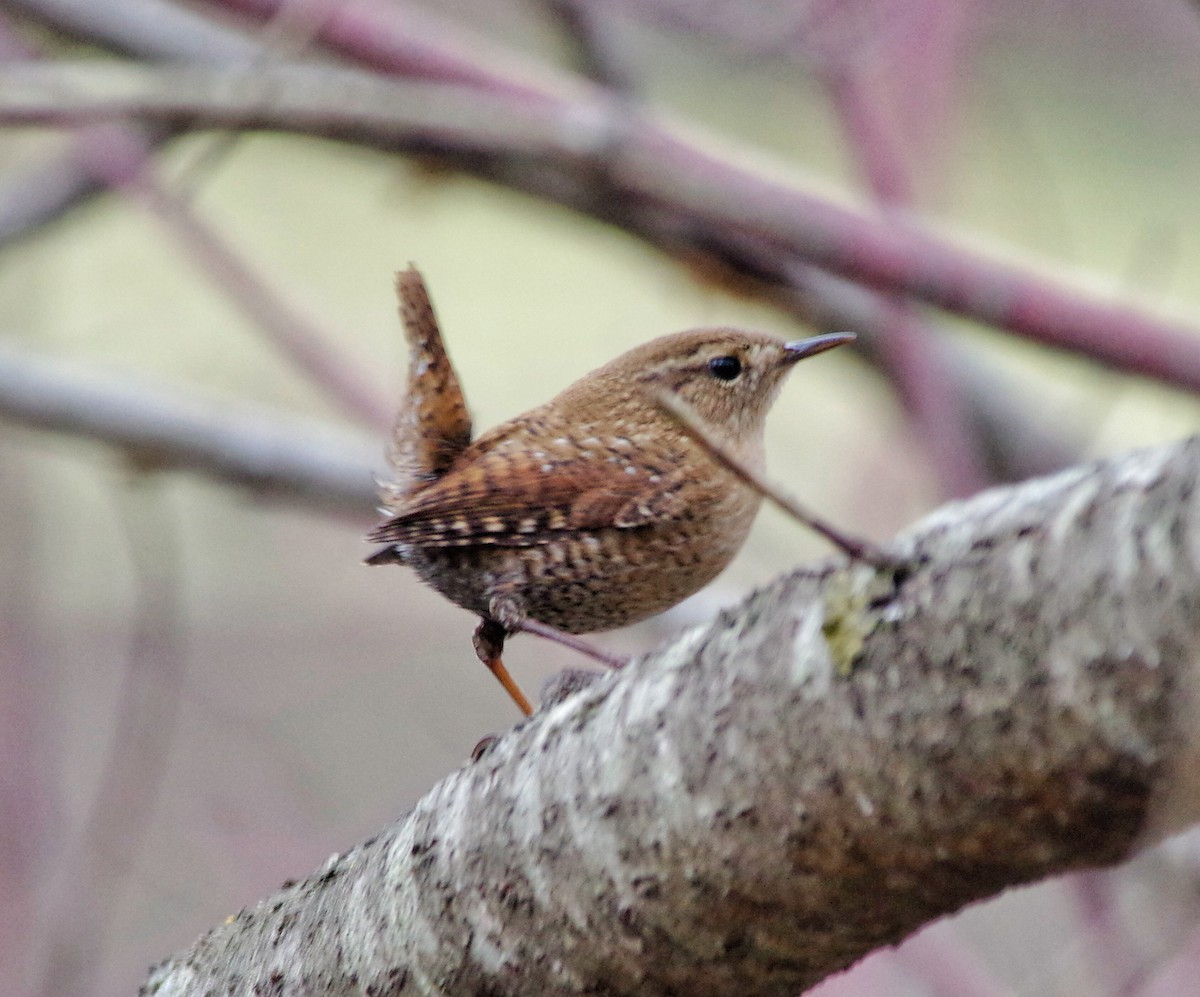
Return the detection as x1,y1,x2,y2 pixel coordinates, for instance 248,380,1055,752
144,437,1200,996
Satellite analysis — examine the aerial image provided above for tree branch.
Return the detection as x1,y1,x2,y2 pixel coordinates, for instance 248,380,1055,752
191,0,1200,393
0,342,378,514
0,0,261,62
0,2,1137,485
143,435,1200,996
0,0,252,243
39,480,187,997
2,58,1198,405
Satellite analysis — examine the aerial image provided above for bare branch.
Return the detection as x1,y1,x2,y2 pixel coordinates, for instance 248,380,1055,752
0,4,1109,484
0,0,250,243
186,0,1200,393
2,59,1198,406
198,0,578,96
0,342,379,514
94,125,394,430
823,59,991,497
0,13,393,427
0,146,113,244
0,0,261,61
145,435,1200,995
541,0,636,92
38,481,186,997
0,61,589,148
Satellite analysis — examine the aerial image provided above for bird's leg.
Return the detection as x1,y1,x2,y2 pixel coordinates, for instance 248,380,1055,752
472,617,533,717
513,618,630,670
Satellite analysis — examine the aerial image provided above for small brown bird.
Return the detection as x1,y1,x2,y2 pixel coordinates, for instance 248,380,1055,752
367,267,853,715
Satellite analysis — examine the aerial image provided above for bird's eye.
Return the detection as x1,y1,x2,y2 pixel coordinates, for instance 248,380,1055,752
707,356,742,381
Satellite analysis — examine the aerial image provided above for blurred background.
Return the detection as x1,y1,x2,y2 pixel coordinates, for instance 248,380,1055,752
3,0,1200,993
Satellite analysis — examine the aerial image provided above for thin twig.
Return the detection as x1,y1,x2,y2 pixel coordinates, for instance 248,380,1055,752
76,122,393,430
654,390,903,570
515,618,629,670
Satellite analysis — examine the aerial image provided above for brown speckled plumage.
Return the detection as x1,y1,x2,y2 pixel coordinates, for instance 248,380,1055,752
367,266,852,713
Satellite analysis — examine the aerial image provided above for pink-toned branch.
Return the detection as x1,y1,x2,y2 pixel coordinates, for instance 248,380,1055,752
208,0,565,98
823,54,990,497
0,2,391,428
4,54,1195,411
0,2,1184,490
191,0,1200,395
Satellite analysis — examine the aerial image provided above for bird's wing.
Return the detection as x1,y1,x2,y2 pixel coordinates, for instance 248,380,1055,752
366,450,690,549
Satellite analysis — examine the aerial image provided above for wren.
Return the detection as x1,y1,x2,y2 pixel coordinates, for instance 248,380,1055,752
367,267,853,715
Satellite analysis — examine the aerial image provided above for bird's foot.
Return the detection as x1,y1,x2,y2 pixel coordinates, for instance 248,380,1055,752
472,618,534,717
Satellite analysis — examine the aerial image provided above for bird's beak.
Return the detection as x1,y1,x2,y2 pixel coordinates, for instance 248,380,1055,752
782,332,856,363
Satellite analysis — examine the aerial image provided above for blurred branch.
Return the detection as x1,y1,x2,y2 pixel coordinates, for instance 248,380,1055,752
684,233,1082,483
37,480,186,997
541,0,635,92
824,62,989,497
0,341,379,515
2,59,1198,410
79,122,393,430
0,7,141,245
0,0,256,240
0,441,56,993
197,0,576,96
145,435,1200,995
0,317,1070,559
183,0,1200,392
0,0,261,61
0,61,579,146
0,2,1180,488
0,3,393,427
0,149,115,244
